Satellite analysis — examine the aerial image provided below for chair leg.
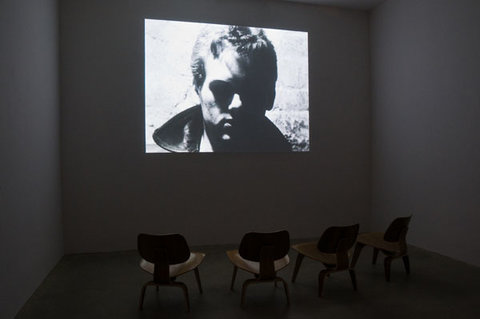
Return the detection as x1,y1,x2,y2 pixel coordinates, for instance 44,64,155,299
372,248,379,264
279,278,290,305
384,256,393,282
350,243,365,268
402,255,410,275
318,270,330,297
230,266,238,291
194,267,203,294
349,269,357,291
241,279,255,307
173,282,190,312
240,278,289,307
139,281,151,310
291,253,305,283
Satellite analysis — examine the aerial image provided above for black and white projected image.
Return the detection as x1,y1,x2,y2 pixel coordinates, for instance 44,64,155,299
145,19,309,153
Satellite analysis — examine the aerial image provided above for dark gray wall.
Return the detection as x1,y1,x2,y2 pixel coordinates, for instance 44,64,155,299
0,0,63,318
60,0,371,253
371,0,480,266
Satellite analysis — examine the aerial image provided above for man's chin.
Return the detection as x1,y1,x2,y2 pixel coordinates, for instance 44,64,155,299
221,133,232,142
212,134,242,152
209,125,252,151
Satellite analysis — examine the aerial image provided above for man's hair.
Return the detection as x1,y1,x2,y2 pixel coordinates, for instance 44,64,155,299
190,25,277,110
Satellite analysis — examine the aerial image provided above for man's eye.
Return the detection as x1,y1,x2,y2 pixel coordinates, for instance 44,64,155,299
209,81,234,105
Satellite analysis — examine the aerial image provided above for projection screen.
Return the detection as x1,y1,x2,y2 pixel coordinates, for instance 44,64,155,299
145,19,309,153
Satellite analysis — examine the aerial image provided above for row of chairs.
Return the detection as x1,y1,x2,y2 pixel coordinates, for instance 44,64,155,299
137,215,412,311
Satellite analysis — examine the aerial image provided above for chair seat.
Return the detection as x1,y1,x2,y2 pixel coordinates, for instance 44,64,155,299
140,252,206,278
357,232,402,252
292,241,340,265
226,249,290,275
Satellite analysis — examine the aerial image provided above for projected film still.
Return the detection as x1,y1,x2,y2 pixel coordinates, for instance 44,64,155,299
145,19,309,153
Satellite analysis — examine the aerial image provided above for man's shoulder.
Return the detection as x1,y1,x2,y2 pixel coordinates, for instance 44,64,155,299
152,105,203,152
255,117,292,152
152,106,292,153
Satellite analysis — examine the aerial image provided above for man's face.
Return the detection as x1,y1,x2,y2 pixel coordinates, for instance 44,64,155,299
197,48,271,151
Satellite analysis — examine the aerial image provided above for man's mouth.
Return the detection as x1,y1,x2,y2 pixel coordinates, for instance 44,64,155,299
221,122,233,140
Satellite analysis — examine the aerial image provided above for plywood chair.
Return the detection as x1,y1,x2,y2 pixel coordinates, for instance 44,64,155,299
226,230,291,307
350,216,412,281
291,224,359,297
137,233,205,312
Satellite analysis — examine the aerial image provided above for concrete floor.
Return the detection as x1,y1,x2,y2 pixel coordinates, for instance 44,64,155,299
16,244,480,319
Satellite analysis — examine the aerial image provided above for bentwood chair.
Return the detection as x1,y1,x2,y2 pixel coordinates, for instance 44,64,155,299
137,233,205,312
291,224,360,297
350,216,412,281
226,230,291,307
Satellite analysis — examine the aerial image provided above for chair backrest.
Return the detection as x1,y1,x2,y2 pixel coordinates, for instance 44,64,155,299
316,224,360,254
383,216,412,242
138,233,191,284
239,230,290,262
137,233,190,265
317,224,359,270
239,230,290,279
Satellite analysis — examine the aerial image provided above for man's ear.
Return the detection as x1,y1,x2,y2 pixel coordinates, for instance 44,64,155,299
265,87,276,111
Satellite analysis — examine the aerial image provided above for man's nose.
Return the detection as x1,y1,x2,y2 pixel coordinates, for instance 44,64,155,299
227,93,242,111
